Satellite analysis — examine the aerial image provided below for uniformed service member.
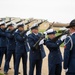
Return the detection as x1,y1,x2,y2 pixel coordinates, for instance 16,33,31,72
40,29,67,75
28,23,46,75
14,23,27,75
0,21,7,70
64,19,75,75
0,21,1,70
4,22,16,74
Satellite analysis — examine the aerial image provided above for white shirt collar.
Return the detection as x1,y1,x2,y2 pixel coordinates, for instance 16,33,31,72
33,33,38,35
70,32,75,35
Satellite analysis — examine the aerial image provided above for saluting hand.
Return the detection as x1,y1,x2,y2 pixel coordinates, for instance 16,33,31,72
26,30,31,36
64,68,68,73
60,34,67,41
39,39,44,45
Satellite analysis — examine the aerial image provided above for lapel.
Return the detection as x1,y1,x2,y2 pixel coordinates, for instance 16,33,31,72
31,33,41,43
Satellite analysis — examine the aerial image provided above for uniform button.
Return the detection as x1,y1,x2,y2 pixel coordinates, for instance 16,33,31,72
57,52,59,54
57,43,59,45
51,56,53,58
32,51,34,53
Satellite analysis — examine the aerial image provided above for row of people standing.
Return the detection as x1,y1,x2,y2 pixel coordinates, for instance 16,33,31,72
0,19,75,75
0,20,63,75
0,21,45,75
0,21,28,75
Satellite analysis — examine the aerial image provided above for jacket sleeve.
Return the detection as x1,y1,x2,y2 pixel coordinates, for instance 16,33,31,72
63,37,71,69
45,40,58,49
56,39,63,46
45,38,63,48
28,35,35,49
28,37,34,47
6,32,14,39
23,33,27,41
0,31,6,37
14,33,25,42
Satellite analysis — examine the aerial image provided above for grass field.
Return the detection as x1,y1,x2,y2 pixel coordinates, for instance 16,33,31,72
0,73,3,75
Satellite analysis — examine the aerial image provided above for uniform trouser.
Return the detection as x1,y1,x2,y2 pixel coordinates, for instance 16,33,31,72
66,72,75,75
49,63,62,75
29,58,42,75
0,50,1,67
0,47,7,67
4,50,15,72
14,53,27,75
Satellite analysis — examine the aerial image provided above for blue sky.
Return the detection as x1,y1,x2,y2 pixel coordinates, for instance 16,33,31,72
0,0,75,23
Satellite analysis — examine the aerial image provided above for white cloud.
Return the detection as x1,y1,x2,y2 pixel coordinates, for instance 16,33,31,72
0,0,75,23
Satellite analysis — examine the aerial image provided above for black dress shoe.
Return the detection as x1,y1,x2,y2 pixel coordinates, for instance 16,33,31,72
18,72,21,74
9,67,11,70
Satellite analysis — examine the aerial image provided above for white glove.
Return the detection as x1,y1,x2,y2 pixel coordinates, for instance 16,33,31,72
26,30,31,36
39,39,44,45
60,34,67,41
43,31,47,35
64,68,68,73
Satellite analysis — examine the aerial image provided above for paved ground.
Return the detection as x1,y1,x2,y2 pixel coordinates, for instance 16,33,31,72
0,46,65,75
